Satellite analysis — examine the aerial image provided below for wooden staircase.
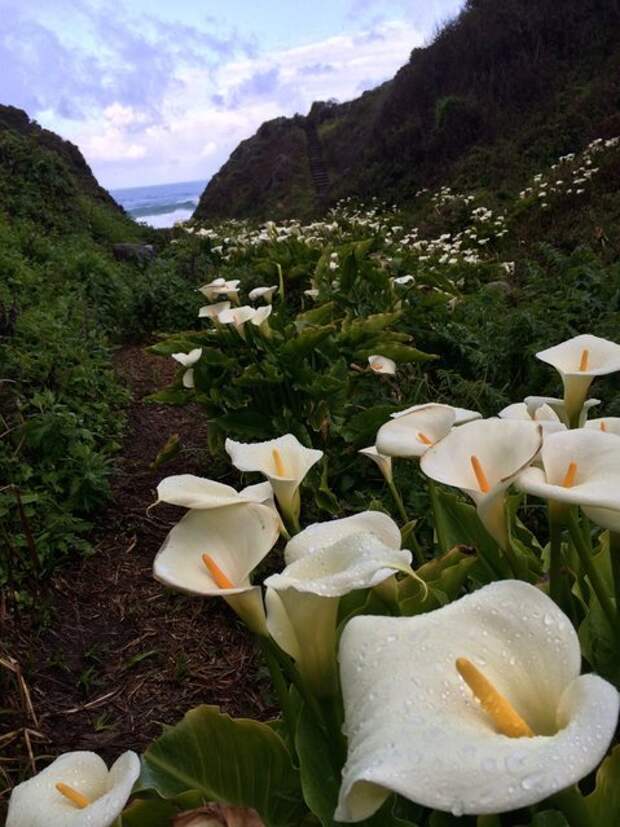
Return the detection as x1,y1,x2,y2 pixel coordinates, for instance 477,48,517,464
305,123,330,202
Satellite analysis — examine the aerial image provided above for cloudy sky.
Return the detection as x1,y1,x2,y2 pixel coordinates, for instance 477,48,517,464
0,0,465,189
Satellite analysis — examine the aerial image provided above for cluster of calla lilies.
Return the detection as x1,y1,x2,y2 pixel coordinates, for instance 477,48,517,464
7,333,620,826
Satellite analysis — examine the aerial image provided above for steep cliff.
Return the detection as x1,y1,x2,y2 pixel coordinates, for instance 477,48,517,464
194,0,620,221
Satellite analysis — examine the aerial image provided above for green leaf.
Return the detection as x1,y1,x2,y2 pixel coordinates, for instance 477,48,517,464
295,701,342,826
116,798,178,827
340,251,358,293
585,745,620,826
355,343,437,363
214,411,275,439
530,811,570,826
281,325,335,360
295,301,337,327
137,705,305,827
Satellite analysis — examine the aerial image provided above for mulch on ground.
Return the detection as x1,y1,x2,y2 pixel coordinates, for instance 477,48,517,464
0,344,275,812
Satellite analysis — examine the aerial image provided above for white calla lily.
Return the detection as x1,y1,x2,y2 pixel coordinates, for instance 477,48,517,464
335,580,619,821
154,502,280,634
358,446,393,482
199,301,231,320
392,275,415,286
284,510,402,565
199,278,240,302
499,402,566,434
420,419,542,549
368,355,396,375
524,395,600,427
585,417,620,436
265,533,412,695
172,348,202,388
376,404,456,458
217,305,257,338
249,285,278,303
225,434,323,528
517,429,620,531
250,305,272,330
156,474,275,511
304,288,319,299
6,750,140,827
536,334,620,425
391,403,481,424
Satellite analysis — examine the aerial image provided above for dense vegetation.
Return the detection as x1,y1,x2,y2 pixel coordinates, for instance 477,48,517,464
195,0,620,221
0,107,199,596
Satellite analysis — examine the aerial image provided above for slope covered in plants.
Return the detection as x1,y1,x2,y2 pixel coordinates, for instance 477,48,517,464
195,0,620,221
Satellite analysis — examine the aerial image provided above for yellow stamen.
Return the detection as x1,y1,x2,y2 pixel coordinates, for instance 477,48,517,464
202,554,234,589
600,421,607,432
470,455,491,494
579,349,589,372
456,658,534,738
562,461,577,488
272,448,286,476
417,432,433,446
56,783,90,809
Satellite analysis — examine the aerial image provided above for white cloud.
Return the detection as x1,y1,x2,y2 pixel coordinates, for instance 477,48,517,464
61,19,423,187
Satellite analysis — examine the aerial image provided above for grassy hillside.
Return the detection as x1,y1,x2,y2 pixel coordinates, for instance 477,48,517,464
194,0,620,222
0,107,199,597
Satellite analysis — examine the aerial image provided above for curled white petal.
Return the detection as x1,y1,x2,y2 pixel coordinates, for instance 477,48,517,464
336,581,619,820
368,355,396,375
377,405,455,458
7,751,140,827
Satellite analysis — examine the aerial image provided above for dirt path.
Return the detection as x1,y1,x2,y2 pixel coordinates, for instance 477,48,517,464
0,345,273,812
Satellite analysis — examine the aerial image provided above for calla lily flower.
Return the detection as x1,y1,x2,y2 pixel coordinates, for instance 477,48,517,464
499,402,566,434
585,417,620,436
284,510,402,565
199,278,240,302
172,348,202,388
249,285,278,303
6,750,140,827
368,355,396,375
225,434,323,528
517,429,620,531
335,580,619,820
199,301,231,320
376,404,456,458
358,446,393,483
391,403,481,424
217,306,257,338
524,395,600,427
536,334,620,424
304,289,319,300
154,502,280,634
250,305,273,331
392,275,415,286
157,474,274,510
420,419,542,549
265,533,413,695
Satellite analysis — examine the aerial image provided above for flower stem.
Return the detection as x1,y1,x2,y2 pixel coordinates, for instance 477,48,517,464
259,637,296,744
609,531,620,625
427,479,450,555
548,501,568,609
388,480,424,565
567,510,617,638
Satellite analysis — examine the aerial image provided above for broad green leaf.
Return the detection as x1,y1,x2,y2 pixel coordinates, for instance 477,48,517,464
115,798,178,827
585,745,620,826
296,301,337,327
137,705,305,827
354,343,437,363
281,325,335,360
295,701,342,826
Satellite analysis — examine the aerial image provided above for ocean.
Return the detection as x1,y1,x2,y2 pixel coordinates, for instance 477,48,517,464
111,179,207,229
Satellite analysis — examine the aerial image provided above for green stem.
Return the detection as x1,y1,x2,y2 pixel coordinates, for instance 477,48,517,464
610,531,620,624
548,502,567,608
259,638,296,744
567,510,617,638
427,479,450,555
388,479,424,565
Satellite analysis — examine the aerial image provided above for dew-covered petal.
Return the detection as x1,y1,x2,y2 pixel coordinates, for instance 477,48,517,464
6,750,140,827
154,503,279,596
284,511,402,565
267,533,411,597
335,581,618,820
